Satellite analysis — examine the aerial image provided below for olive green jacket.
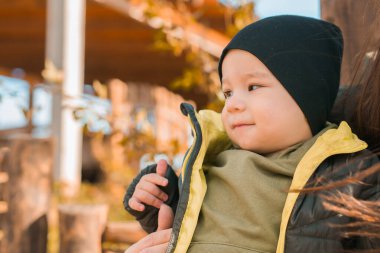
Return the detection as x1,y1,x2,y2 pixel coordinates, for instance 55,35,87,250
166,103,378,253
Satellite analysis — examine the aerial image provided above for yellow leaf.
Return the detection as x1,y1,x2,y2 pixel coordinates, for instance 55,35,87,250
93,80,108,99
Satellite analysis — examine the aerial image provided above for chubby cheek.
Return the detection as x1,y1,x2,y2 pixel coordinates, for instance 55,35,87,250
252,107,286,149
253,104,278,131
261,104,310,150
221,107,232,129
221,108,228,129
221,109,240,144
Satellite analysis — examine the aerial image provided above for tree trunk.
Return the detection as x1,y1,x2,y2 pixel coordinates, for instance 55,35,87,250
58,204,108,253
0,135,53,253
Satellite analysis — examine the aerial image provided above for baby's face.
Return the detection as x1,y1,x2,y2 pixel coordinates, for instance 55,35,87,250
221,49,312,154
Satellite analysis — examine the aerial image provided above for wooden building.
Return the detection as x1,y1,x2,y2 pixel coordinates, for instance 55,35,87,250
0,0,229,106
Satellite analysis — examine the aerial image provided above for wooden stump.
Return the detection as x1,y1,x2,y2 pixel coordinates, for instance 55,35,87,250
58,204,108,253
0,135,53,253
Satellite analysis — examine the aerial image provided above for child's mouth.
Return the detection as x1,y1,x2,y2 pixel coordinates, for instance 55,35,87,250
232,123,254,129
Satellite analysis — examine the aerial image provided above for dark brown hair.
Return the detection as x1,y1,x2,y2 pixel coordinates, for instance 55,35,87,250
307,5,380,246
336,6,380,150
351,34,380,149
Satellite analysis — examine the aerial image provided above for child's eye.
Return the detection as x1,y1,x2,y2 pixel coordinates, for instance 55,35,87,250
248,85,260,91
223,90,232,99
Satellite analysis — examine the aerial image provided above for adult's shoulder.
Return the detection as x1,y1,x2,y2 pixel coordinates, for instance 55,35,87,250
325,148,379,196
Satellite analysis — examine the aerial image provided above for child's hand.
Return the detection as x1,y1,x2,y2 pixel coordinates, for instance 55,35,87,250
128,159,170,211
125,205,173,253
157,203,174,231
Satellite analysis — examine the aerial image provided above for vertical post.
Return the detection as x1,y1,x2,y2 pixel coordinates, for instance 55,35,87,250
60,0,86,196
45,0,87,195
44,0,64,181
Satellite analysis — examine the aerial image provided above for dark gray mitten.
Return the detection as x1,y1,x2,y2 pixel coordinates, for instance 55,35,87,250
123,163,179,233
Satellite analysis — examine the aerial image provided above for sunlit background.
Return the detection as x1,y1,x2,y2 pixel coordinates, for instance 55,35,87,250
0,0,376,252
0,0,320,132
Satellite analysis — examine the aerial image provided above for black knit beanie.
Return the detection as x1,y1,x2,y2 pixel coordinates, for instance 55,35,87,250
218,15,343,135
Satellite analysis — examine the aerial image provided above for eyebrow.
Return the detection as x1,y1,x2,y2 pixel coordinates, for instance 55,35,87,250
222,72,269,84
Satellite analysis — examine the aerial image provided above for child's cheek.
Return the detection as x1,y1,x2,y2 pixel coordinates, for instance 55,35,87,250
221,109,228,129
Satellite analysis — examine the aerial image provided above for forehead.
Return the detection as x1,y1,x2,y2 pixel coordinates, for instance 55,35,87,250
222,72,269,84
221,50,271,81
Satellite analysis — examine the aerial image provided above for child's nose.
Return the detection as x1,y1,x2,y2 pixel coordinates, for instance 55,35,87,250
226,96,246,113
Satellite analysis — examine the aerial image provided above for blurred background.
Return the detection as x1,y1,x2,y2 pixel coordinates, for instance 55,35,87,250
0,0,378,252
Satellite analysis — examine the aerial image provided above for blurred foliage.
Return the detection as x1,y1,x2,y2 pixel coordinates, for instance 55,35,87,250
118,129,157,163
92,79,108,99
224,1,256,37
149,0,257,111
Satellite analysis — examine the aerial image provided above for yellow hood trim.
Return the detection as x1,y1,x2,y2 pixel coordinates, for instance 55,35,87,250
174,110,230,253
276,121,367,253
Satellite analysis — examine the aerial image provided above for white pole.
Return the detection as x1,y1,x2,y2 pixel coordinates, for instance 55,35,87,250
60,0,86,196
45,0,64,182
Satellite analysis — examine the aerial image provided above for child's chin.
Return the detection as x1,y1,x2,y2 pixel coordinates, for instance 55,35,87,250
237,143,259,152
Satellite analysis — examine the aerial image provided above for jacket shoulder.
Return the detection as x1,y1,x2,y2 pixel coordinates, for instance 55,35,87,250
285,149,379,252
